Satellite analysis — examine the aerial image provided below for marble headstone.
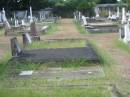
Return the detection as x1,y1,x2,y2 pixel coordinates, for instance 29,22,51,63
122,7,126,24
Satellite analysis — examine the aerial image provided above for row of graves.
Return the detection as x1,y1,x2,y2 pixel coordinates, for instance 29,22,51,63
74,4,130,44
1,8,100,65
0,7,59,36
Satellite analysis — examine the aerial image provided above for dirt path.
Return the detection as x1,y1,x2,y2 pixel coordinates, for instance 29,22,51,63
42,19,85,40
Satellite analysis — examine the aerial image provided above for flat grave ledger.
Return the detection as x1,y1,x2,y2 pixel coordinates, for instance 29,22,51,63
11,38,100,63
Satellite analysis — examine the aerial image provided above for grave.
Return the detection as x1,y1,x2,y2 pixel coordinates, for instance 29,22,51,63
119,23,130,43
30,21,40,41
121,7,127,24
86,22,119,33
22,32,32,47
18,66,104,80
10,37,100,63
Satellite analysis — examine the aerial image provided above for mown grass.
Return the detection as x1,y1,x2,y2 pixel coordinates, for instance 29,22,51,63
26,40,86,49
0,28,4,36
115,40,130,54
74,20,88,34
0,87,111,97
89,40,119,81
41,23,58,35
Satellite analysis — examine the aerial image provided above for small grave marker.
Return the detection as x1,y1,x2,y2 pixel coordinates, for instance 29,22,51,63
19,70,33,76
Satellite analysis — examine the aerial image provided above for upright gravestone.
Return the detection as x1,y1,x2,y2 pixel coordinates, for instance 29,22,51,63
30,6,33,23
95,7,99,18
108,9,111,19
30,21,40,41
122,7,126,24
2,8,11,35
116,7,120,18
0,12,2,22
23,32,32,47
78,12,81,21
10,37,22,57
82,15,87,26
119,23,130,43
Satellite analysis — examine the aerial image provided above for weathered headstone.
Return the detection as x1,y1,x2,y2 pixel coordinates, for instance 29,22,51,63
108,9,112,19
30,21,40,41
3,21,11,35
122,7,126,24
116,7,120,18
0,12,2,22
23,32,32,47
119,23,130,43
95,7,99,18
30,6,33,23
10,37,22,57
82,15,87,26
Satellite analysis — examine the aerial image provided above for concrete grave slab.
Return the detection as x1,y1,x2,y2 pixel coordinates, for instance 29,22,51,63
18,66,104,80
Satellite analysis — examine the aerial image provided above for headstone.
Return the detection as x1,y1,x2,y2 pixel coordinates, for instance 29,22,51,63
119,23,130,43
30,22,40,41
21,19,26,26
30,21,38,36
2,8,11,35
23,32,32,47
78,12,81,21
116,7,120,18
122,7,126,24
108,9,112,19
10,37,22,57
30,6,33,23
82,15,87,26
3,21,11,35
1,8,7,22
0,12,2,22
95,7,99,18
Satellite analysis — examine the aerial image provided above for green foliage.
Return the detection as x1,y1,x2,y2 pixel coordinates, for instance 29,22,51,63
99,10,109,17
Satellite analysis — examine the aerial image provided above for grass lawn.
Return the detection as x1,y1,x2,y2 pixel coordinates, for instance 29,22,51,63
0,87,111,97
0,28,4,36
26,40,86,49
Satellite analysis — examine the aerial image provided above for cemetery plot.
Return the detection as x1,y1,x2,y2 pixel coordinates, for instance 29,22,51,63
11,40,100,63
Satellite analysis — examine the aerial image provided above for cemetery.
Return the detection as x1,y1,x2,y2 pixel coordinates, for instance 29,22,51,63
1,0,130,97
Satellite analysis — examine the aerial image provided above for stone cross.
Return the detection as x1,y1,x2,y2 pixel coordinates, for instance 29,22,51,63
122,7,126,24
10,37,22,57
